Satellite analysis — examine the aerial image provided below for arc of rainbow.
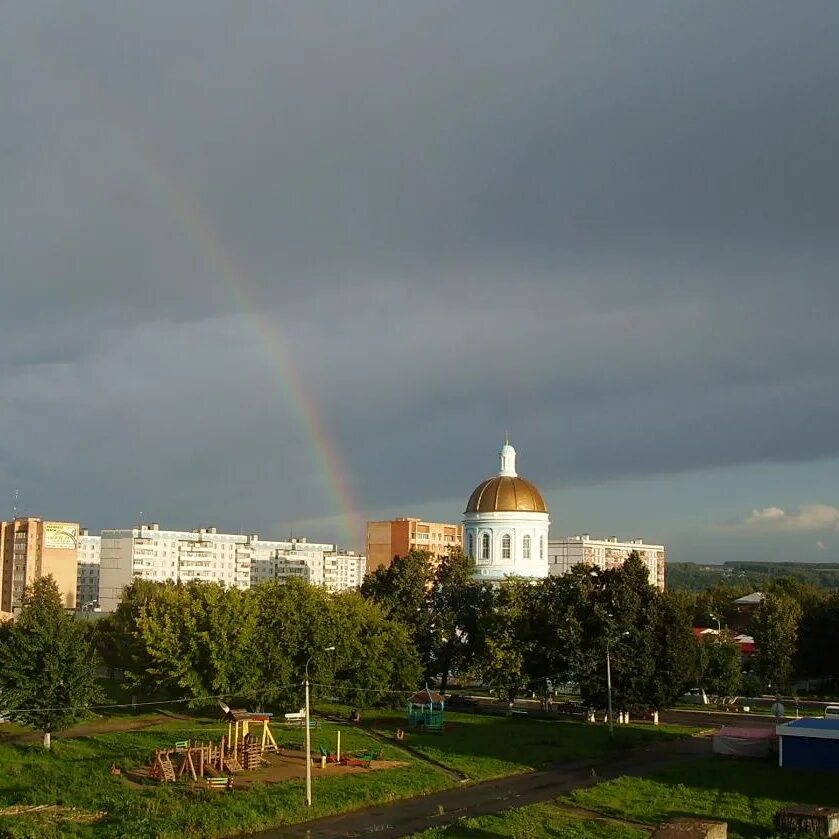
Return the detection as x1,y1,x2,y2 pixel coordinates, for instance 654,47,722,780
39,48,362,547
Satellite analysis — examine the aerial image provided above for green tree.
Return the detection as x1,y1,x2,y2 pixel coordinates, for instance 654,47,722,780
575,554,694,713
429,548,489,693
331,590,422,707
697,635,742,696
0,577,101,748
361,550,435,679
753,591,802,691
475,578,535,703
796,592,839,686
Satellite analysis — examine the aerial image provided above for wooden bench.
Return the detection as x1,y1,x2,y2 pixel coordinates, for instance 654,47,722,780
206,777,233,792
174,740,189,751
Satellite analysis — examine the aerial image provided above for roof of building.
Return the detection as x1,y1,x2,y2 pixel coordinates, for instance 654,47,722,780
465,475,548,514
408,688,446,705
733,592,766,605
777,718,839,739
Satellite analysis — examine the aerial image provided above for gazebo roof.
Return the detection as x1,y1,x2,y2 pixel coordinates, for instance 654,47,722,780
409,688,446,705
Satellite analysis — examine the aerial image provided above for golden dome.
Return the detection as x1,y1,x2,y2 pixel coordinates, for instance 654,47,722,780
465,475,549,514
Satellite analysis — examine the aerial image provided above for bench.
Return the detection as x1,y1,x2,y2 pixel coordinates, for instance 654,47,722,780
354,749,383,761
206,776,233,792
511,709,529,716
174,740,189,751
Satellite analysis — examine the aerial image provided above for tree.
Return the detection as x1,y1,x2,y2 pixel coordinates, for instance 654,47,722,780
753,591,802,691
330,590,422,707
361,550,435,679
575,554,694,713
136,581,261,705
697,635,742,696
429,548,488,693
475,578,535,703
0,577,101,748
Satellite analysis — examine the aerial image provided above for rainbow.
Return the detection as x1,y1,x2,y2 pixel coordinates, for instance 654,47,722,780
45,51,363,547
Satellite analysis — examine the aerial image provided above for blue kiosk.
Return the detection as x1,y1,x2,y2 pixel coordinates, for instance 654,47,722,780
777,718,839,770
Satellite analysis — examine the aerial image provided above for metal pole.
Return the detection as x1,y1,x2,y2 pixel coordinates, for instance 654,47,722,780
305,666,312,807
606,642,614,737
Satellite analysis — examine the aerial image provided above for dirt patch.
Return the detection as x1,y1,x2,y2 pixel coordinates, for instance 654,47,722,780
123,749,408,789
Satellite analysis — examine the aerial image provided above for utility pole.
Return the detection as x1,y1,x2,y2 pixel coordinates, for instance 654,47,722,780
305,645,335,807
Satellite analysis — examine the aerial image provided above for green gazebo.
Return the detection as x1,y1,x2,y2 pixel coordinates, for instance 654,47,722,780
407,687,446,730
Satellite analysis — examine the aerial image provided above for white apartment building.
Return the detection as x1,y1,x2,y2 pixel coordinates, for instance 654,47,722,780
547,535,666,590
98,524,366,612
76,530,101,609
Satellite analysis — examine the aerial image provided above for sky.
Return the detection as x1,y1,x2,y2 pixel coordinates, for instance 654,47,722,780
2,2,838,563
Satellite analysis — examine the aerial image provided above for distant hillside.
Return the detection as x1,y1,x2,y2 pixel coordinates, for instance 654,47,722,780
666,561,839,591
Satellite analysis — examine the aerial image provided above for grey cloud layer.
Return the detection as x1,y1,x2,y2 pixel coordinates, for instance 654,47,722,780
1,2,838,544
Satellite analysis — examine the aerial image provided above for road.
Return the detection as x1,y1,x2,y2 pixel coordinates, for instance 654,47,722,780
235,735,710,839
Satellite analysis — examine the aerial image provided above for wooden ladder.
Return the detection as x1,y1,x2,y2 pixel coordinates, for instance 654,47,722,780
223,755,243,773
160,754,176,782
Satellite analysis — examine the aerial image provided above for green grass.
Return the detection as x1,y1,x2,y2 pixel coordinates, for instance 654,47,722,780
412,801,646,839
0,718,451,839
322,703,696,780
569,757,839,839
416,756,839,839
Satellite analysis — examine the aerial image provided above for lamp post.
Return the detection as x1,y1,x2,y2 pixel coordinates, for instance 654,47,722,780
709,613,721,633
305,645,335,807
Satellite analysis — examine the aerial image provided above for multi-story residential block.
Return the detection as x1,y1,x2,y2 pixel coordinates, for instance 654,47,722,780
0,518,81,612
98,524,366,612
76,529,102,609
366,517,463,571
547,535,666,590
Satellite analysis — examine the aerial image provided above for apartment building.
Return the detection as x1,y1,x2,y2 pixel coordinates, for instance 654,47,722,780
547,535,666,590
98,524,367,612
76,529,102,609
366,517,463,571
0,518,81,611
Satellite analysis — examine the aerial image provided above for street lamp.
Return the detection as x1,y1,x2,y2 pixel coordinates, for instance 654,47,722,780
305,645,335,807
709,613,721,633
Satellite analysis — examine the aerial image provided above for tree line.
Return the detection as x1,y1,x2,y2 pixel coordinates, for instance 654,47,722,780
4,552,839,748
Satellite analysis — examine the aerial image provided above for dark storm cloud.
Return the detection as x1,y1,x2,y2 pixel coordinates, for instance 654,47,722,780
1,1,838,542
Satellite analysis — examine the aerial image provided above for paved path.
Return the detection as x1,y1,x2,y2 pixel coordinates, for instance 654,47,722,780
236,735,710,839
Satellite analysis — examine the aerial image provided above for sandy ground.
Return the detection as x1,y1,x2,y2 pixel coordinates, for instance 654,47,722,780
125,747,407,788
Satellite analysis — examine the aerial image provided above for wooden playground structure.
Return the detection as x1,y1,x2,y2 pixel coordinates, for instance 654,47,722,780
149,709,279,787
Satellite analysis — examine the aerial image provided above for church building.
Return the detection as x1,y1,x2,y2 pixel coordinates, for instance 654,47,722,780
463,440,550,581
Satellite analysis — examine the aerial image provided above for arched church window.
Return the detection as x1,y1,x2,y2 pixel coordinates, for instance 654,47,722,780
539,536,545,559
502,534,511,559
467,532,475,559
523,535,531,559
481,533,491,560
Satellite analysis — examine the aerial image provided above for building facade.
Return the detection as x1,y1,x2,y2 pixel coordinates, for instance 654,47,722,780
464,441,551,581
98,523,366,612
76,529,102,609
366,517,463,572
0,518,81,612
547,535,666,590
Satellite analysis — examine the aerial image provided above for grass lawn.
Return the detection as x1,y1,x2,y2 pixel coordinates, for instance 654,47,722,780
322,703,696,780
569,757,839,838
416,756,839,839
413,801,647,839
0,718,451,839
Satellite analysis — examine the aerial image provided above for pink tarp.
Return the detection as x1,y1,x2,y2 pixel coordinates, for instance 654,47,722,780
713,726,777,758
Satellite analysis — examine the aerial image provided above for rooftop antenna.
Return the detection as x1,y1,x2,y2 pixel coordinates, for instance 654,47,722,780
12,489,18,520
